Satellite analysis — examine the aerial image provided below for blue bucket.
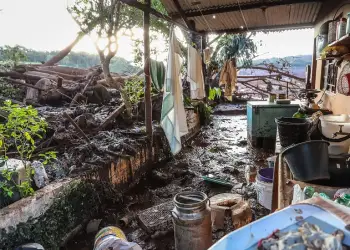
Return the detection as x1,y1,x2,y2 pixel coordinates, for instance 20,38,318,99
257,168,274,183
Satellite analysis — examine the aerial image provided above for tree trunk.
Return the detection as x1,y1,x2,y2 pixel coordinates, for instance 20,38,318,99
43,33,83,66
101,60,132,117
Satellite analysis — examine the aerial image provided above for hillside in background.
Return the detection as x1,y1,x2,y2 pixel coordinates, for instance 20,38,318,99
0,47,141,75
1,46,311,78
251,54,312,77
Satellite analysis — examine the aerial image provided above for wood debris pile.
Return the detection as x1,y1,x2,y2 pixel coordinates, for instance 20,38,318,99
0,64,163,180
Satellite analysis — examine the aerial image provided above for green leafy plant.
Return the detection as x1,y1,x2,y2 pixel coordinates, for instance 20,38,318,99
0,100,47,161
208,87,222,101
0,101,55,200
39,151,57,165
123,77,145,104
196,102,213,125
0,79,23,99
0,45,28,67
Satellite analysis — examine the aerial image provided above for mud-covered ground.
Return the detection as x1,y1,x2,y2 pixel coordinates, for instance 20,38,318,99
65,109,273,250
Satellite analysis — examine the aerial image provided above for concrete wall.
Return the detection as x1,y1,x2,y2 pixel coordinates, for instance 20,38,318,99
0,110,201,249
314,1,350,114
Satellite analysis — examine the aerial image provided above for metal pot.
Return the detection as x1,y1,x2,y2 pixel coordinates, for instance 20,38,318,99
172,191,212,250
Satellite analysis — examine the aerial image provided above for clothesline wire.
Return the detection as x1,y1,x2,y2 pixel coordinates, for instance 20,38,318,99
237,0,249,32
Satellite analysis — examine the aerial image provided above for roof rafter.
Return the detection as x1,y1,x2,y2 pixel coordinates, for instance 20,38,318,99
202,23,314,34
171,0,321,18
120,0,200,34
172,0,193,29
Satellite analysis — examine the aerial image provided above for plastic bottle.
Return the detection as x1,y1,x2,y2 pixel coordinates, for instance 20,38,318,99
94,226,142,250
293,109,307,118
303,186,315,198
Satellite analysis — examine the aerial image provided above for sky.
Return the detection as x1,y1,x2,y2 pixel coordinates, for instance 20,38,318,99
0,0,314,61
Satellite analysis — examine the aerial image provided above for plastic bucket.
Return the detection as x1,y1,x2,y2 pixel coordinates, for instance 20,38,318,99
255,178,273,210
282,140,330,182
257,168,274,183
275,117,310,147
319,115,350,154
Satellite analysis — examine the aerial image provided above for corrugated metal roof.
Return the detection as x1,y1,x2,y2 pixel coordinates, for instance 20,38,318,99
159,0,322,33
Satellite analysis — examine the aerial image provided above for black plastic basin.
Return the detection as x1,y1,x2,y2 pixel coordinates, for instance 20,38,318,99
282,140,330,181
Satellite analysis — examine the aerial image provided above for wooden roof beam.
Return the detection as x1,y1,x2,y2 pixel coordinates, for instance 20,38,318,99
171,0,321,18
120,0,199,34
172,0,193,29
202,23,315,34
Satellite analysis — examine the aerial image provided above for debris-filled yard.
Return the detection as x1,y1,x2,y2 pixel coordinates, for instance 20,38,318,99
65,109,271,250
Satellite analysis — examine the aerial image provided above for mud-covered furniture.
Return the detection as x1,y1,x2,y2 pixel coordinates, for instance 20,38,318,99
247,101,299,150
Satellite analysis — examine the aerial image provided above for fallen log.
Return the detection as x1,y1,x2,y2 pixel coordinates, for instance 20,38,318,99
237,74,280,78
44,33,84,67
35,65,90,76
70,69,101,107
6,78,44,91
98,104,125,131
97,76,126,88
30,68,86,81
63,112,91,143
239,66,305,82
0,70,77,85
239,81,269,97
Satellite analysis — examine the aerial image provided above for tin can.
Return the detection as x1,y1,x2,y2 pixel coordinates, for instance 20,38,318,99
172,191,212,250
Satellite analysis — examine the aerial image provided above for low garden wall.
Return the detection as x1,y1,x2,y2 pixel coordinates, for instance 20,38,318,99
0,109,200,249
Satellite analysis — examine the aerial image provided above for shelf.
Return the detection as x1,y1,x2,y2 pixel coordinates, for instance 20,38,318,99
329,34,350,47
317,53,350,61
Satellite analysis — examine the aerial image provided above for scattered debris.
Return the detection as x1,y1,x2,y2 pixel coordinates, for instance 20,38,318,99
86,219,102,234
32,161,49,188
66,113,271,250
210,193,252,230
137,201,174,234
258,222,346,250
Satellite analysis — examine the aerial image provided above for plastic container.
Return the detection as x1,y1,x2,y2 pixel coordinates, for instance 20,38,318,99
319,115,350,154
282,141,330,181
266,156,277,168
257,168,274,183
94,226,142,250
347,13,350,34
328,21,337,43
255,178,273,210
337,18,347,40
255,168,273,210
172,191,212,250
275,117,310,147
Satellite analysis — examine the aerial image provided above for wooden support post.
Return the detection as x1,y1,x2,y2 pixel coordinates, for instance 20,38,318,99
144,0,152,140
201,35,208,98
311,37,317,89
306,64,311,89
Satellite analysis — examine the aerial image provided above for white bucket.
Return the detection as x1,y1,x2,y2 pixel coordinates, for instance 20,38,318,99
255,179,273,210
320,115,350,154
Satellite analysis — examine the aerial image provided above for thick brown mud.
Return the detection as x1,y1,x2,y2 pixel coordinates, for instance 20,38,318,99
65,112,272,250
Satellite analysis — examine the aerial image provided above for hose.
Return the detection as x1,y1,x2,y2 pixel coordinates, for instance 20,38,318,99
317,120,350,142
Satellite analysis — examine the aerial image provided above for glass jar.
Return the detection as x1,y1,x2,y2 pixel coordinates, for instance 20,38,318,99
347,13,350,34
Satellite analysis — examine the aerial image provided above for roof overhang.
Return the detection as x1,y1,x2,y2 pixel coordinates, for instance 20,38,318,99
159,0,329,34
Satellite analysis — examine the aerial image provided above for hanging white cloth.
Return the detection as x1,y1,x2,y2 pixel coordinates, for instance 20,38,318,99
187,45,206,100
161,30,189,155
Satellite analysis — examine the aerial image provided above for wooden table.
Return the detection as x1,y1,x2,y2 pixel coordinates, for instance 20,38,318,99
271,133,345,212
